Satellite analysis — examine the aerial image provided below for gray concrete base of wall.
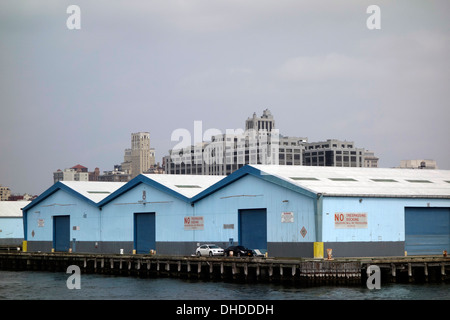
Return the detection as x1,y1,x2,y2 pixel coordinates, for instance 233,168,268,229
26,240,405,258
0,238,23,246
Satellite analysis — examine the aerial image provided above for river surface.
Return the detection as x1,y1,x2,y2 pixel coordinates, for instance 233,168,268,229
0,270,449,300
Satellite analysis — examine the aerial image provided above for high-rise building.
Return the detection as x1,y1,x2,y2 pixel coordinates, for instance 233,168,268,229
245,109,275,132
0,185,11,201
164,110,379,175
303,139,366,167
164,109,305,175
131,132,156,178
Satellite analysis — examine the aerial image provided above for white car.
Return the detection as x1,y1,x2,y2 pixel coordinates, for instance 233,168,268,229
196,244,224,257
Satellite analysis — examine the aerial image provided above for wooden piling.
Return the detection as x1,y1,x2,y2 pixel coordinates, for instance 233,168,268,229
0,252,449,285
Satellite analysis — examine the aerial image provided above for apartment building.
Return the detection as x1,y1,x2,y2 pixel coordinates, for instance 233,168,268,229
165,109,286,175
53,167,89,183
303,139,368,167
0,185,11,201
164,110,379,175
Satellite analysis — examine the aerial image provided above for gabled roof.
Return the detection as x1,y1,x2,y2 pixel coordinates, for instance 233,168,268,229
0,201,30,217
22,181,125,212
251,165,450,198
142,174,225,198
59,181,126,203
191,165,318,203
192,165,450,201
98,174,225,207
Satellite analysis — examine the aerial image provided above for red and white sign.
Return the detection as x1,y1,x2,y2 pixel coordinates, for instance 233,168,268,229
334,212,368,229
281,212,294,223
184,216,204,230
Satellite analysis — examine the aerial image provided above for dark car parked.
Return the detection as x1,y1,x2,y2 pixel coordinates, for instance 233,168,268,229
224,245,253,257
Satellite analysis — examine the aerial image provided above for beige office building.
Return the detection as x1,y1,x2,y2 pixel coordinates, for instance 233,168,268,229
0,185,11,201
131,132,156,178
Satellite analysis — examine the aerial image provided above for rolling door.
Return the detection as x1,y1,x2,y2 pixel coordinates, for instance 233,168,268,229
405,207,450,255
53,215,70,252
239,209,267,250
134,212,156,254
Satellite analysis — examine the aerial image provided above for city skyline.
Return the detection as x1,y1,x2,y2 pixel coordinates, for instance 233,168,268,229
1,1,449,195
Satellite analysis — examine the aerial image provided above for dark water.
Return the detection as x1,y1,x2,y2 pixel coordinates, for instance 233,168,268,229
0,270,449,300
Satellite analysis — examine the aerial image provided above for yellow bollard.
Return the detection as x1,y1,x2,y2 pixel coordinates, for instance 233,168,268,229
314,242,324,259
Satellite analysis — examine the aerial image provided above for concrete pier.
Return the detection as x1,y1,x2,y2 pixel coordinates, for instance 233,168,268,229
0,252,449,285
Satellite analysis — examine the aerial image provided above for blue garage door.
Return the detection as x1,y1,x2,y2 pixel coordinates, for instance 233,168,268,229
134,212,156,254
239,209,267,250
405,207,450,255
53,215,70,252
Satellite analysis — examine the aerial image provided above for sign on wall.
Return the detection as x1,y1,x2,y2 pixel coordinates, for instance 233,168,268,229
334,212,368,229
281,212,294,223
184,216,204,230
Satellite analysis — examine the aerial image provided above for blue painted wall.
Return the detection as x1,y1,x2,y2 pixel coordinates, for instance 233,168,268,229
194,174,317,244
24,189,100,244
0,217,24,244
321,196,450,243
100,182,193,243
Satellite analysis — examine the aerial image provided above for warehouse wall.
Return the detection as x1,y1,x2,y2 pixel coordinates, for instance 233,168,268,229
100,182,194,254
24,189,100,252
23,172,449,257
0,217,23,245
321,197,450,257
194,174,317,257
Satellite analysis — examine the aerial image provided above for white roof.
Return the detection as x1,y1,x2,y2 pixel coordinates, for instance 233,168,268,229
141,174,225,198
251,165,450,198
0,201,30,217
60,181,126,203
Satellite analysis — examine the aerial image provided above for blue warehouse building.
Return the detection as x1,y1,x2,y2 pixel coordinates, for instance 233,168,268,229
22,175,223,254
22,181,125,253
0,201,29,246
22,165,450,258
97,174,224,254
193,165,450,257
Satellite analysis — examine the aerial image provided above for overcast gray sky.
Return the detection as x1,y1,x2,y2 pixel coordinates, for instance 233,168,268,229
1,0,449,195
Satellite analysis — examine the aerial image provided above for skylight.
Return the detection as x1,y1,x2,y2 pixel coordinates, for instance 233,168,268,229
405,180,432,183
87,191,111,194
371,179,398,183
290,177,319,181
175,185,202,188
